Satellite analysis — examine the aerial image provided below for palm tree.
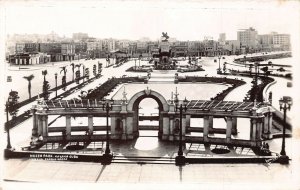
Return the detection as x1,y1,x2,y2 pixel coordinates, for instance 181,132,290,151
60,66,68,90
60,66,68,79
23,74,34,99
42,70,47,82
70,63,75,81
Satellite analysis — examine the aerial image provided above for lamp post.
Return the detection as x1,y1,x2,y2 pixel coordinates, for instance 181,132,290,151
82,64,85,82
102,99,114,162
55,73,58,98
217,53,221,74
5,96,13,149
134,59,137,71
278,96,292,164
174,96,188,166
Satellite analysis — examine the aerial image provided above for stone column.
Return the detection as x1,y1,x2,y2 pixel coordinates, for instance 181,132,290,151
268,113,273,135
162,116,170,140
110,116,116,135
208,116,214,134
185,114,191,132
122,117,127,140
88,115,93,134
203,116,209,141
41,115,48,137
66,115,71,138
256,118,263,141
126,116,134,139
37,115,43,136
31,108,38,136
132,113,139,137
232,117,237,135
169,117,174,140
226,117,232,143
250,118,257,141
263,114,268,134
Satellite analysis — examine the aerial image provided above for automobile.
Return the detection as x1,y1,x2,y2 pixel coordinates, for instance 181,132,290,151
277,67,286,72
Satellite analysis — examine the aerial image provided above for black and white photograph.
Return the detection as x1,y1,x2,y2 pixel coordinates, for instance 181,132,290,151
0,0,299,189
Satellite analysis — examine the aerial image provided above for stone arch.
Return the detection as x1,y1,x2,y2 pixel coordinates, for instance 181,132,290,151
126,89,170,139
127,89,169,112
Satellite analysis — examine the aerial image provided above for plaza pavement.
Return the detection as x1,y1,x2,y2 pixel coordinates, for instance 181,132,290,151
2,53,299,189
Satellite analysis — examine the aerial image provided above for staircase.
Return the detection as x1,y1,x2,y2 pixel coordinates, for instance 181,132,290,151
112,155,175,164
148,70,176,83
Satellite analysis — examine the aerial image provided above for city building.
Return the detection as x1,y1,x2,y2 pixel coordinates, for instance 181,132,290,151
237,27,258,53
223,40,240,55
258,34,274,52
171,41,188,57
9,52,50,65
273,34,291,51
218,33,226,45
61,43,75,61
72,33,89,42
15,43,25,54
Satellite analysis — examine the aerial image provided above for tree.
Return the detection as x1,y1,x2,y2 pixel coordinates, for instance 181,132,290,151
261,66,269,76
7,90,20,118
249,64,253,76
70,63,75,81
23,74,34,99
60,66,68,90
223,62,227,73
42,70,47,82
42,70,50,100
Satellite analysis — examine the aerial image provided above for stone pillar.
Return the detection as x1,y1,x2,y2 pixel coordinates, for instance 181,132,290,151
122,117,127,140
256,118,263,141
208,116,213,134
66,115,71,138
37,115,43,136
203,116,209,141
162,117,170,140
232,117,237,135
132,113,139,137
169,117,174,140
226,117,232,142
31,108,38,136
88,115,93,135
158,114,164,138
41,115,48,137
110,116,116,135
263,114,268,134
250,118,257,141
126,116,134,139
268,113,273,135
185,114,191,131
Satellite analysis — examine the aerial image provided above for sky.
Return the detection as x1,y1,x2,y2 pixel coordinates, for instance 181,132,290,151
1,0,300,41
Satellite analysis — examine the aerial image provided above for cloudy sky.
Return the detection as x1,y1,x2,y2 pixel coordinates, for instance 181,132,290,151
2,0,300,41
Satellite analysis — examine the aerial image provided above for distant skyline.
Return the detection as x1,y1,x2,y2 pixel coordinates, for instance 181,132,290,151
2,1,300,41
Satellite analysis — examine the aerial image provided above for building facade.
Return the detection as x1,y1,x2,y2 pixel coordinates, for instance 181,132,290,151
237,27,258,53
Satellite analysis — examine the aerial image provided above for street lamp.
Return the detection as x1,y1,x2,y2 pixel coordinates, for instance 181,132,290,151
101,99,114,162
55,73,58,98
82,64,85,82
174,96,188,166
134,59,137,70
5,95,13,149
278,96,292,164
217,53,222,74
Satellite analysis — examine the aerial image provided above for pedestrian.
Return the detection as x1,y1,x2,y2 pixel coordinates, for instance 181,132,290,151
37,134,43,142
265,143,269,150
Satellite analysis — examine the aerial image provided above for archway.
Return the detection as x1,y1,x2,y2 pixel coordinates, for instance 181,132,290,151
126,89,169,139
138,98,159,137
